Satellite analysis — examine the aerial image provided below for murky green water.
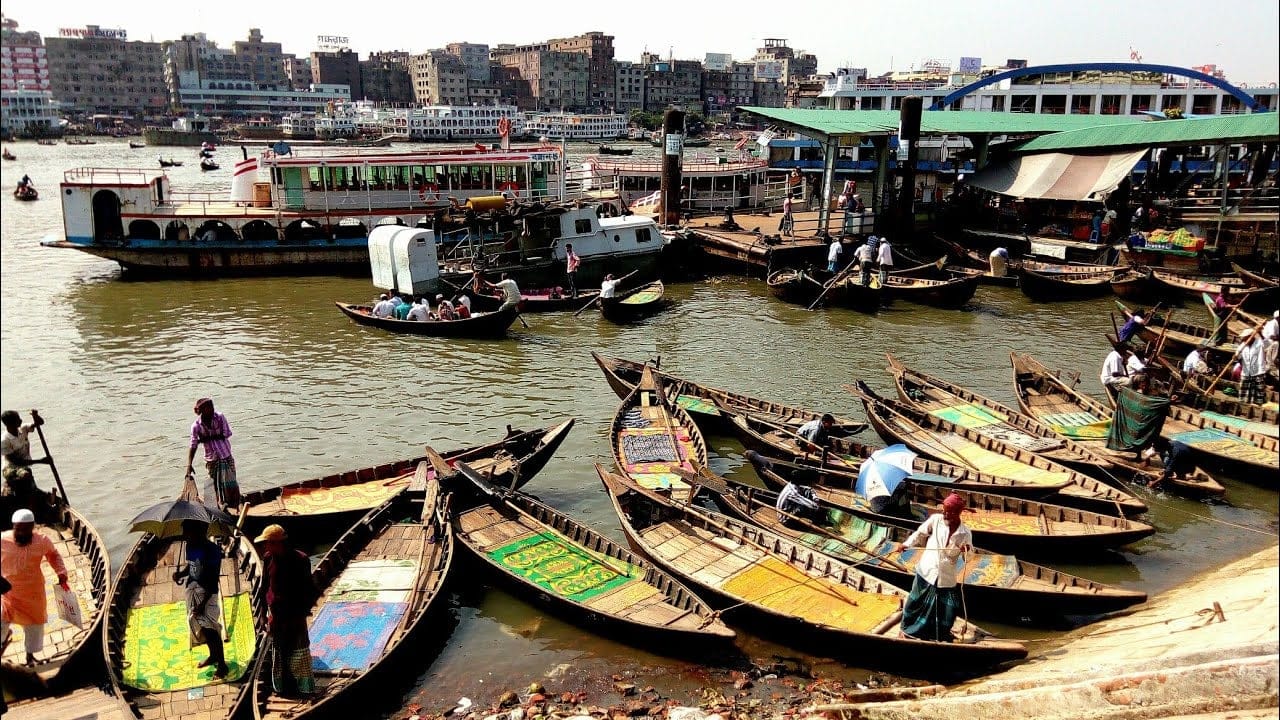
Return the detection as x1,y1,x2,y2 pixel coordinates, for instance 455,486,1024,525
2,140,1275,713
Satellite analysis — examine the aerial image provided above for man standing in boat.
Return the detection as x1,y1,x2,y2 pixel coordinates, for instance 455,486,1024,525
1,508,69,667
2,410,53,516
476,272,522,313
173,519,228,678
565,243,581,298
185,398,241,509
256,524,316,698
898,492,972,642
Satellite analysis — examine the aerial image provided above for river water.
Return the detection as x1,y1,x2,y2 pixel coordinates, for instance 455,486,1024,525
2,140,1276,713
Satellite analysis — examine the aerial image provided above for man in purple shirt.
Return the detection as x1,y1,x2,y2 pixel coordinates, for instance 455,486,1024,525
185,398,241,508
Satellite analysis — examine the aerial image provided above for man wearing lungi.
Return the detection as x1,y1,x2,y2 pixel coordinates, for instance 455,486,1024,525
1,508,69,666
898,493,972,642
256,524,317,697
185,398,241,508
174,520,228,677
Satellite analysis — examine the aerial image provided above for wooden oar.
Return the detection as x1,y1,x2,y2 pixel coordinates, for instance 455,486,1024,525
806,257,859,311
29,410,69,504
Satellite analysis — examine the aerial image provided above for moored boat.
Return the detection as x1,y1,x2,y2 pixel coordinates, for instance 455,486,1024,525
849,381,1147,516
1110,267,1160,303
1010,352,1231,499
881,272,980,308
1151,268,1275,308
466,286,601,313
596,466,1028,676
13,185,38,201
335,302,519,338
610,364,707,502
250,482,452,720
1018,266,1116,301
1230,262,1279,288
704,474,1148,617
238,420,573,539
600,280,666,322
1116,300,1238,361
766,267,826,305
591,352,867,436
449,459,735,652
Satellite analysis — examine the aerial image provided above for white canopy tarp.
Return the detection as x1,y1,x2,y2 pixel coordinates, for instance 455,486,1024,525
967,149,1147,202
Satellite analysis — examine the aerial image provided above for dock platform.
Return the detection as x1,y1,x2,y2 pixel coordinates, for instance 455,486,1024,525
685,209,833,274
5,686,129,720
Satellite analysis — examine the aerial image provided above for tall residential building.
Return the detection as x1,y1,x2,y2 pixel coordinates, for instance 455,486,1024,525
445,42,490,82
703,62,756,114
283,55,312,90
1,16,49,92
751,38,817,85
312,48,362,100
492,43,589,111
753,78,785,108
643,58,701,113
45,26,166,114
614,61,645,113
547,31,614,110
361,51,414,104
165,30,294,112
409,49,469,106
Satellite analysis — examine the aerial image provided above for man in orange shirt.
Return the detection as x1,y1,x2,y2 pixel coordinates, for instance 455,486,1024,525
1,508,69,666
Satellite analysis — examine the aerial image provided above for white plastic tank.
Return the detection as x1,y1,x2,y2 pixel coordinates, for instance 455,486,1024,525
368,226,441,295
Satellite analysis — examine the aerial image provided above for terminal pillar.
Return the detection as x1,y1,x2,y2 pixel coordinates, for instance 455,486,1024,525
660,109,685,226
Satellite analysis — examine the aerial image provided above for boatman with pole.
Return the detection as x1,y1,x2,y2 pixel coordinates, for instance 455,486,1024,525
898,492,972,642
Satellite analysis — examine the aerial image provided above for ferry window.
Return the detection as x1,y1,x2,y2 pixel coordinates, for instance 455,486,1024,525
575,219,592,234
636,228,653,243
309,168,322,189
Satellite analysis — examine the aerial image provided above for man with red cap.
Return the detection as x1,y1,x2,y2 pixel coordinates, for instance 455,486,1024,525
898,492,972,642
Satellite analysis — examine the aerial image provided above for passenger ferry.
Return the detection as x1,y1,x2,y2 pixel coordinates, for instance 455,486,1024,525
42,143,614,277
582,154,778,212
520,112,627,140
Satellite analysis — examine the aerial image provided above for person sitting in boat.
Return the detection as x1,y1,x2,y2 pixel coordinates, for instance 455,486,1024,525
434,295,456,321
775,475,822,525
796,414,835,454
371,293,396,319
1183,342,1211,377
1140,437,1194,490
454,297,472,319
1100,346,1137,392
406,297,431,322
600,274,621,299
1117,310,1146,344
16,174,31,190
988,247,1010,278
392,294,412,320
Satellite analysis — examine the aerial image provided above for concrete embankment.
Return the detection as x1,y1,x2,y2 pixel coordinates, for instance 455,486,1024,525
815,544,1279,719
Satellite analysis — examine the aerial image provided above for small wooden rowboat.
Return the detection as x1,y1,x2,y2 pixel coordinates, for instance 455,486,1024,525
1,494,110,684
597,466,1028,676
722,408,1070,500
591,352,867,436
766,268,827,306
239,420,574,539
106,485,266,720
1017,266,1116,301
450,460,735,651
467,287,602,313
335,302,519,338
1151,269,1276,309
885,353,1114,475
881,272,980,308
251,480,452,720
1230,262,1279,289
1010,353,1229,499
744,458,1156,555
849,381,1147,516
1116,300,1238,361
1200,292,1271,342
1146,350,1280,415
610,364,708,502
1110,267,1161,304
704,473,1148,617
600,280,666,322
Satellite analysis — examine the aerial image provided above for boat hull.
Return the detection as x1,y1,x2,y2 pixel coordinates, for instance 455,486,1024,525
336,302,518,337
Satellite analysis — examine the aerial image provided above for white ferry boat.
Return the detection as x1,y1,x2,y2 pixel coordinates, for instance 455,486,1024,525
521,112,627,140
42,143,625,277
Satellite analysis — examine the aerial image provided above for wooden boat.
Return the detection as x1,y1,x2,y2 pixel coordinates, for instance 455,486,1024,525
1230,262,1279,288
1151,268,1275,308
885,353,1114,475
723,408,1072,501
0,495,110,685
704,473,1148,617
251,480,452,720
200,160,220,171
158,159,183,168
1021,259,1117,274
468,287,601,313
591,352,868,436
13,185,38,201
36,139,58,146
64,138,96,145
1200,292,1269,338
1017,266,1116,301
766,268,827,305
610,364,707,502
827,272,884,312
450,460,736,651
1146,350,1280,412
105,485,266,720
596,466,1028,676
1110,267,1160,303
1116,300,1238,361
743,460,1156,555
849,381,1147,516
129,140,146,149
239,420,573,539
1009,353,1235,498
600,280,666,322
882,272,979,308
335,302,519,338
597,145,633,156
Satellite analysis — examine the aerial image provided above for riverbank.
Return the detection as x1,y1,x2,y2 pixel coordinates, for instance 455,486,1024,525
814,543,1279,719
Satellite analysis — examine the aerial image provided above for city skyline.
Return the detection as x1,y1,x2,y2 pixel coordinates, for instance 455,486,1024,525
7,0,1279,84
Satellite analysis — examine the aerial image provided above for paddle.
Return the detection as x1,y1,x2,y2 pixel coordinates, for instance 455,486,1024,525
807,257,860,311
574,270,638,316
29,410,69,505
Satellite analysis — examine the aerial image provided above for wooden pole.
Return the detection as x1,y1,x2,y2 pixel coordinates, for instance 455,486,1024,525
659,109,685,227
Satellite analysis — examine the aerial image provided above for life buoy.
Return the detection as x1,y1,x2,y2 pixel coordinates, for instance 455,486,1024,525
499,181,520,196
417,182,440,201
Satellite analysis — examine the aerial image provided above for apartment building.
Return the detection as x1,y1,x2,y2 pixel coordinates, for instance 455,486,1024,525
312,48,362,100
45,27,167,114
642,58,701,113
614,60,645,113
409,49,469,106
547,31,614,110
492,43,589,111
361,51,414,104
283,55,312,91
445,42,490,82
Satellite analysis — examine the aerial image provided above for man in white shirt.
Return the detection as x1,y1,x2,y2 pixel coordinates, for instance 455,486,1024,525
1182,344,1209,376
1264,310,1279,342
2,410,50,510
899,492,972,641
1100,348,1133,390
600,273,621,299
370,294,396,318
406,298,431,322
796,414,834,453
1236,329,1268,404
855,241,876,286
826,238,843,272
1126,350,1147,377
875,236,894,287
988,247,1010,277
476,272,522,312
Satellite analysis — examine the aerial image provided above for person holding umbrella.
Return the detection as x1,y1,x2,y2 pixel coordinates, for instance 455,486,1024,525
172,519,228,678
255,524,316,697
1,508,69,667
185,398,241,509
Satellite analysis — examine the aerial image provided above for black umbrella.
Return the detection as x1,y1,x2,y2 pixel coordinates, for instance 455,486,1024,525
128,498,236,538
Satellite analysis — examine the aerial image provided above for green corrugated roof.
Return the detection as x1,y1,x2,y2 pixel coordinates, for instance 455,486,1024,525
737,107,1150,138
1014,113,1280,152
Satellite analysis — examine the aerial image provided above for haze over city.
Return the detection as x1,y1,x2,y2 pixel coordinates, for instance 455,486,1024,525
12,0,1280,83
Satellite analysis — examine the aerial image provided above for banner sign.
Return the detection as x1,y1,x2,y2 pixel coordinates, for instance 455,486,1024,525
59,27,127,40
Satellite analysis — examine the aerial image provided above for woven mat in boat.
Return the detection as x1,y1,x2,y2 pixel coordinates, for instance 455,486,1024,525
621,432,682,464
929,404,1007,429
675,395,719,415
121,593,255,691
488,531,637,603
1170,428,1275,465
329,559,418,603
1040,412,1110,440
274,477,408,514
310,601,406,671
941,434,1065,486
583,580,662,614
1198,411,1278,438
721,557,899,633
959,511,1043,535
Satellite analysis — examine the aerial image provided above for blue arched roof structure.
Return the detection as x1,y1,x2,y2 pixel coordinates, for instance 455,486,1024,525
929,63,1270,113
